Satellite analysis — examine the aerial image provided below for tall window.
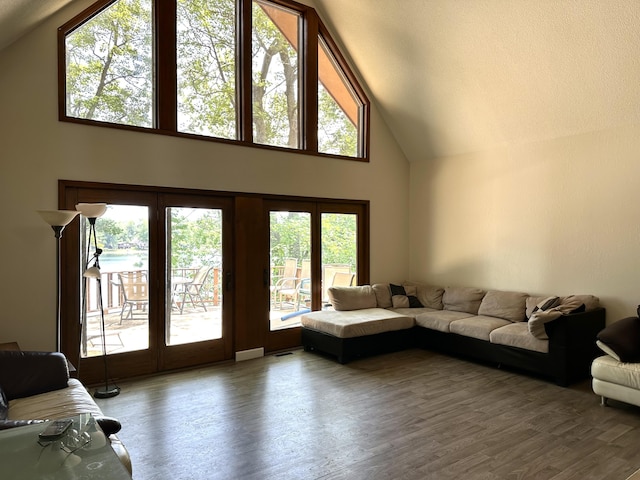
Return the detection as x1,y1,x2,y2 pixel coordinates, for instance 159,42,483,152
59,0,369,160
177,0,237,138
318,36,361,157
252,1,300,148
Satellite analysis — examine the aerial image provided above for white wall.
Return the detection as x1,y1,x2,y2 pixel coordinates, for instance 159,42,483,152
0,0,411,350
410,125,640,323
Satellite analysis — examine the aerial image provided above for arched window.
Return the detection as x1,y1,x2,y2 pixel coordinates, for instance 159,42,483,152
58,0,370,160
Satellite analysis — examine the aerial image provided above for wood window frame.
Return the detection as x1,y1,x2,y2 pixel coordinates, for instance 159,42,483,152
57,0,370,161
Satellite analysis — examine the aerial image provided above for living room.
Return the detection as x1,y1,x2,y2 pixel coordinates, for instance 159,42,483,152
2,0,640,478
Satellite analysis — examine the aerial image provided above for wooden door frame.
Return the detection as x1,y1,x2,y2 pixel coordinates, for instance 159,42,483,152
59,180,369,383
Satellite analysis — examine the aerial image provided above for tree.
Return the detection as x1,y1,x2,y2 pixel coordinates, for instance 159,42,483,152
170,208,223,269
65,0,153,126
177,0,237,138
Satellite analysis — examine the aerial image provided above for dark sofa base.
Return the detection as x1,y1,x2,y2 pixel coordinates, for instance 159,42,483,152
301,327,413,364
414,328,571,385
301,308,606,386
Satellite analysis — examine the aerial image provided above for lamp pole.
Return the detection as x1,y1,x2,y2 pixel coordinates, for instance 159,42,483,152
76,203,120,398
38,210,80,352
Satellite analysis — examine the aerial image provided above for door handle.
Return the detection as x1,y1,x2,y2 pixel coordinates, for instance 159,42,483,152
225,271,233,291
263,268,269,287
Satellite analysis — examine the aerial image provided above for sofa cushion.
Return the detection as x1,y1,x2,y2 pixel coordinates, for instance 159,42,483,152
443,287,486,314
477,290,528,322
328,286,377,311
372,283,392,308
415,310,476,333
8,379,103,421
449,315,511,341
592,355,640,390
300,308,414,338
596,317,640,363
489,322,549,353
403,283,444,310
390,284,423,308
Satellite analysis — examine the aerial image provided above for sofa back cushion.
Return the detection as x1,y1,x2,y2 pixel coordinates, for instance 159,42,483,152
0,351,70,400
372,283,392,308
403,283,444,310
328,286,377,311
443,287,486,314
478,290,528,322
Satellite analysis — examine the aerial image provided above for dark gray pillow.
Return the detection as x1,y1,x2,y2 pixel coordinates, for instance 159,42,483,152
389,284,423,308
597,317,640,362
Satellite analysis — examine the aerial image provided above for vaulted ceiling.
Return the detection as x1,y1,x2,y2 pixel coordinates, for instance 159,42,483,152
2,0,639,162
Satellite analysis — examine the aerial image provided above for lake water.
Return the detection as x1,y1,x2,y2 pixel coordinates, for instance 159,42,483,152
99,252,148,272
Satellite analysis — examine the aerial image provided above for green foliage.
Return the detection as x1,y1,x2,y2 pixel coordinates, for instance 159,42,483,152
269,212,310,266
269,212,357,272
318,85,358,157
65,0,153,126
177,0,237,138
170,208,223,268
321,213,357,269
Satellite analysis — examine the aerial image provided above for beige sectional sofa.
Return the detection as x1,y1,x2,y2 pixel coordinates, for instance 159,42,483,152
301,283,605,386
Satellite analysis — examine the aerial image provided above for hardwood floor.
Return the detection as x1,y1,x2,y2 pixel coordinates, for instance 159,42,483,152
95,349,640,480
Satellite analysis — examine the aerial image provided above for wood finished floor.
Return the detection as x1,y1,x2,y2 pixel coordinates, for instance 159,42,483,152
95,349,640,480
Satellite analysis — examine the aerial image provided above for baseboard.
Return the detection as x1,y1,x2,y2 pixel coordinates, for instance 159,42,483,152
235,347,264,362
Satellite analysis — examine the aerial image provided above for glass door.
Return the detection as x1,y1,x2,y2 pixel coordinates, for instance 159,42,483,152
80,205,150,359
269,210,312,330
264,200,367,352
159,195,233,370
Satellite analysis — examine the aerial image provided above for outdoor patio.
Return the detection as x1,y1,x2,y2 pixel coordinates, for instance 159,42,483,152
82,301,307,358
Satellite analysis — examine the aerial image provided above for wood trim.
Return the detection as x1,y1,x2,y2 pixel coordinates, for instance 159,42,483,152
239,0,253,142
155,0,177,131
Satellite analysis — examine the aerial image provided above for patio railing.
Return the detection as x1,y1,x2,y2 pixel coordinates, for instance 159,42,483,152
84,267,222,315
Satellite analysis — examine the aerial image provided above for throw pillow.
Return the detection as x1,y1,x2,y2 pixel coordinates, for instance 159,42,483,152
597,317,640,362
328,285,377,311
532,296,561,314
389,284,423,308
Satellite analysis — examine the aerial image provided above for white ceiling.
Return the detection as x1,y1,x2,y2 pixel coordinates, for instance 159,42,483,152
2,0,639,162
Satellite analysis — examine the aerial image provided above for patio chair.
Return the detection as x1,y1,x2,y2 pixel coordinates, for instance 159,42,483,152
174,266,212,314
117,271,149,323
295,260,312,309
271,258,298,309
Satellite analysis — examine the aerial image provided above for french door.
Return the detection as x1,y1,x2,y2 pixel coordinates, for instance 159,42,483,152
60,181,369,384
61,184,234,384
264,200,368,352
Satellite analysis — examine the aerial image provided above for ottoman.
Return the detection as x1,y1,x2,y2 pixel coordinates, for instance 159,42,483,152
301,308,415,363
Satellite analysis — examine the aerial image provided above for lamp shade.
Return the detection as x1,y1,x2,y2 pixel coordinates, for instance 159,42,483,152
76,203,107,219
83,266,102,279
37,210,80,227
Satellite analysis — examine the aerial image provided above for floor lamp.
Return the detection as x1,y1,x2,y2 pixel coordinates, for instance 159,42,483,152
76,203,121,399
37,210,80,352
